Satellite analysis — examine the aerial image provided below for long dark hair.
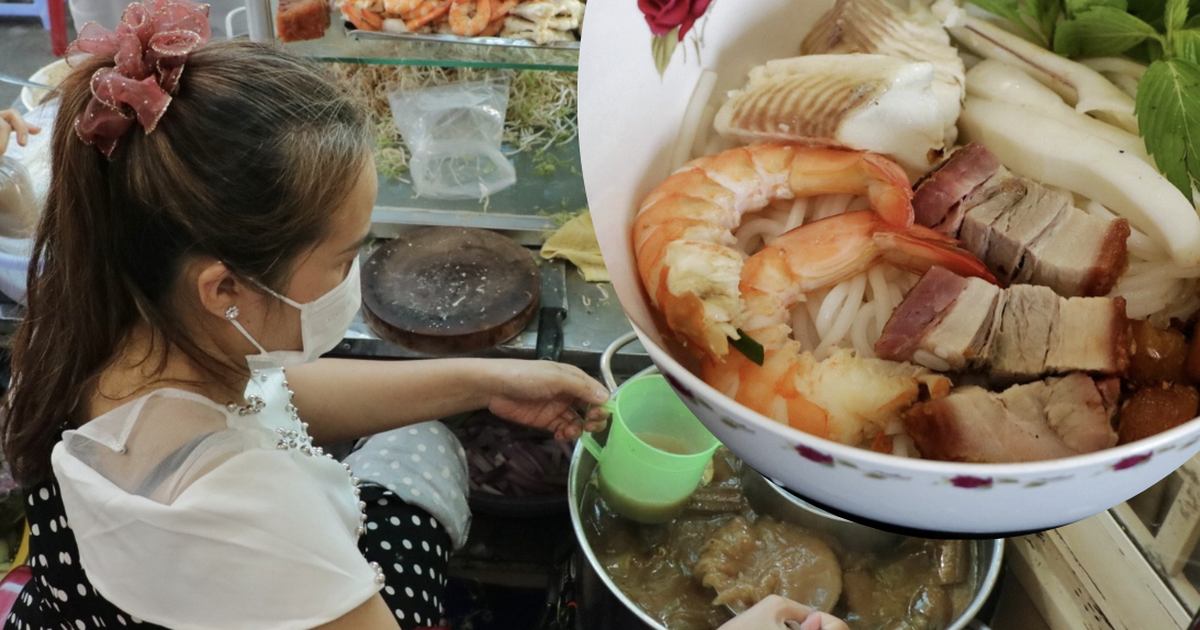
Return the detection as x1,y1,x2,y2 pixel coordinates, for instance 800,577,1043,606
4,41,371,484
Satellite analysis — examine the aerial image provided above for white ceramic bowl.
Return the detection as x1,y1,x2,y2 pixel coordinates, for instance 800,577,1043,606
20,59,70,112
578,0,1200,535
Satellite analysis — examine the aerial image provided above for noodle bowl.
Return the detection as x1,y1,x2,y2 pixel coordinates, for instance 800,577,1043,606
579,0,1200,534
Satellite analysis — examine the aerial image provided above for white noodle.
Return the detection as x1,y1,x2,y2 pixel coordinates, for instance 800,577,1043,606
815,273,867,358
912,349,952,372
815,282,850,338
850,302,877,358
791,303,820,352
868,265,891,339
785,197,810,231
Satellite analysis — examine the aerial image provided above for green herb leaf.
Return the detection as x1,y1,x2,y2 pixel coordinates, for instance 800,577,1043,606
1174,26,1200,58
968,0,1024,23
1167,0,1190,32
1054,7,1160,56
1128,0,1168,24
1023,0,1064,42
968,0,1047,42
1067,0,1128,14
1136,58,1200,200
730,329,765,366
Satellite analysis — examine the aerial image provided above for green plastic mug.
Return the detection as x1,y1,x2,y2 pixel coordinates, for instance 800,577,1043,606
581,373,721,524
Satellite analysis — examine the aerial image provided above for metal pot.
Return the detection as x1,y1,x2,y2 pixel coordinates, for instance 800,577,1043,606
564,334,1006,630
567,445,1005,630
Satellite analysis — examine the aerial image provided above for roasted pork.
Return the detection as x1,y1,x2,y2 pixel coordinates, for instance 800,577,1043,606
902,373,1120,462
959,177,1130,297
876,267,1129,381
874,266,1000,371
911,142,999,234
912,145,1129,297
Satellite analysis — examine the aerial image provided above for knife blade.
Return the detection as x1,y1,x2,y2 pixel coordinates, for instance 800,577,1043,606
535,258,569,361
0,73,58,94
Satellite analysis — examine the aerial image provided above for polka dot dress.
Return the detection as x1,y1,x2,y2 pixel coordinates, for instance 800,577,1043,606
8,476,452,629
8,477,170,630
357,483,451,628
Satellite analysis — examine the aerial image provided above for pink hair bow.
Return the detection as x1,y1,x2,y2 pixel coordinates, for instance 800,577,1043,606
68,0,212,158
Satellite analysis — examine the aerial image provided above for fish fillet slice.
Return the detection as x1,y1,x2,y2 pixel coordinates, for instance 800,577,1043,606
713,54,945,178
802,0,965,147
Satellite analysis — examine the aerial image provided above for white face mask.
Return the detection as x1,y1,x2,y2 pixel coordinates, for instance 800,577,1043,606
229,258,362,370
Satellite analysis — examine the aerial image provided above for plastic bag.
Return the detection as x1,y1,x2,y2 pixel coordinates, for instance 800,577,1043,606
388,76,517,200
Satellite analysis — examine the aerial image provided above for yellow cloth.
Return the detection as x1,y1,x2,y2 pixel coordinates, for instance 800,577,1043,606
540,211,610,282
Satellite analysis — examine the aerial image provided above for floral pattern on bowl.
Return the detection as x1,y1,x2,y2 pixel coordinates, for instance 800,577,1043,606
638,0,714,75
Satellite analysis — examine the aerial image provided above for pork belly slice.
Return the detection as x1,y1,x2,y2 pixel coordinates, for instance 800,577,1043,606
959,176,1129,297
991,284,1129,381
902,373,1120,463
911,143,1000,234
878,271,1128,380
989,284,1057,381
1046,295,1130,376
874,266,1000,370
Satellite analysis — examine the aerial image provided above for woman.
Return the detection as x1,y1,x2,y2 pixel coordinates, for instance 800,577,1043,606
0,3,848,628
2,3,609,625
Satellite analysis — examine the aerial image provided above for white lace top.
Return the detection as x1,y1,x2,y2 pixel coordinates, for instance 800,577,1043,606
49,368,383,630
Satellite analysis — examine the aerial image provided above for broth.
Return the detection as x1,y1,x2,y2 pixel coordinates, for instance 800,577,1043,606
637,431,699,455
580,449,979,630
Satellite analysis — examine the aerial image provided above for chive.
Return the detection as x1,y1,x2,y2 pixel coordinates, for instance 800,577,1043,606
730,329,765,366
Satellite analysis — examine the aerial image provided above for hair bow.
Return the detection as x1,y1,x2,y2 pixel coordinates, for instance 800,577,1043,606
68,0,212,158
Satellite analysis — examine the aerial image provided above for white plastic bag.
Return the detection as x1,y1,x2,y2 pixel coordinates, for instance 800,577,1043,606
388,76,516,200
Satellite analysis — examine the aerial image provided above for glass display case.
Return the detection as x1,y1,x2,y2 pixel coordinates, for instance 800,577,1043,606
235,0,645,374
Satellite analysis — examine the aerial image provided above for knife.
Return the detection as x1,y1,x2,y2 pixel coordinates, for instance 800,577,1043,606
535,258,568,361
0,73,58,94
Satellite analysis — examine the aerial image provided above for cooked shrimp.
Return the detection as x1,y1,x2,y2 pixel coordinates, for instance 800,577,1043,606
704,344,951,447
449,0,491,36
382,0,423,16
700,210,994,447
404,0,450,29
341,0,384,29
477,0,516,35
739,210,996,349
633,144,913,360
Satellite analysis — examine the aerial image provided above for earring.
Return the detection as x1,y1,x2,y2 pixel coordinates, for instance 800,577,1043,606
225,305,240,320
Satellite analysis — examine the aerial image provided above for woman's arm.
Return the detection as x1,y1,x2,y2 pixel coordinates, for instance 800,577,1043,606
287,357,611,445
312,594,401,630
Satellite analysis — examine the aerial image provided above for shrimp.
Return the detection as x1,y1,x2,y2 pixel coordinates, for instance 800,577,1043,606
403,0,450,30
739,210,996,349
634,144,998,449
449,0,491,36
382,0,423,16
702,210,994,446
340,0,384,29
478,0,517,35
633,144,914,360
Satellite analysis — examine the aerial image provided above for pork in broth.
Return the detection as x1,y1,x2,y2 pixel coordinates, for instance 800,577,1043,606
580,449,980,630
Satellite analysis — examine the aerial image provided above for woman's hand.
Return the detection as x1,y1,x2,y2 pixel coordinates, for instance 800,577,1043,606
0,109,41,157
483,360,611,441
718,596,849,630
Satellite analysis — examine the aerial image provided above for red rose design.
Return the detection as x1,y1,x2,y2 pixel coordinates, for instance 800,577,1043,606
1113,453,1152,471
950,475,993,489
795,444,834,465
638,0,713,40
